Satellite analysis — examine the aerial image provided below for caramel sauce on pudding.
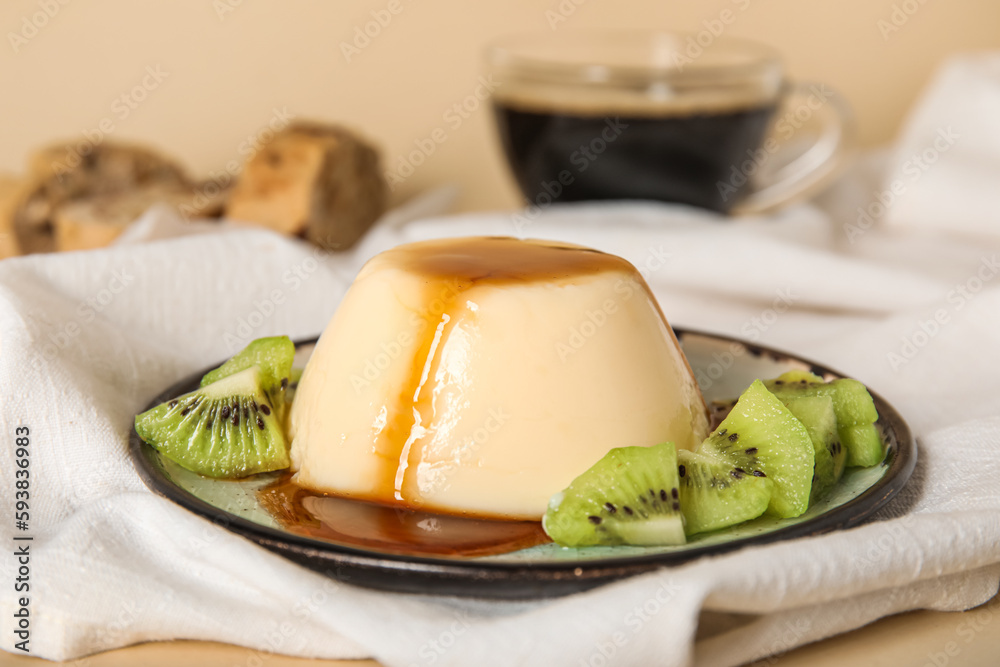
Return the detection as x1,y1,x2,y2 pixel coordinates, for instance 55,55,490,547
289,236,709,519
258,474,550,557
363,237,640,508
384,235,630,282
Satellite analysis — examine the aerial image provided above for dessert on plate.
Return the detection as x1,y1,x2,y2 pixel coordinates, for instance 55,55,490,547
134,236,885,549
289,236,709,519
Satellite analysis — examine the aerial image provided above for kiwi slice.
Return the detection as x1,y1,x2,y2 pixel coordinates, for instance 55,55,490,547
677,449,772,536
542,442,685,547
200,336,295,422
781,395,846,502
765,371,883,467
770,369,824,384
700,380,815,518
135,367,290,478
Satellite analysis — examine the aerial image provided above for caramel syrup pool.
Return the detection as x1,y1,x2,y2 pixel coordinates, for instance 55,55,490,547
258,474,551,557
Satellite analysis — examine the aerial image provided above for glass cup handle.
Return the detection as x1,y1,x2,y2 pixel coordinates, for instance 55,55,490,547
733,82,856,216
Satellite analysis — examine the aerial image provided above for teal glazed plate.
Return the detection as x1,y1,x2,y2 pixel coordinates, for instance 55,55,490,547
130,329,916,599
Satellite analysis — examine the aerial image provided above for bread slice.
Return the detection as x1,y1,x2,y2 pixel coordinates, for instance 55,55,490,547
13,142,188,253
226,122,387,250
54,183,226,252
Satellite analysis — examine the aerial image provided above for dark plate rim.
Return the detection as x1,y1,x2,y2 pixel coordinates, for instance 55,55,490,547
129,328,916,578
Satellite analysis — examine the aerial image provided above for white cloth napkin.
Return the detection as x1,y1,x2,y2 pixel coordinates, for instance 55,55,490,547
4,64,1000,667
882,52,1000,237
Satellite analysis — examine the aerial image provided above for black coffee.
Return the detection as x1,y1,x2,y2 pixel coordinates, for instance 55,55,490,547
494,101,777,213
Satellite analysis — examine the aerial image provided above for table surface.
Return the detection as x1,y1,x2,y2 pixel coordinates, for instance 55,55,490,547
6,590,997,666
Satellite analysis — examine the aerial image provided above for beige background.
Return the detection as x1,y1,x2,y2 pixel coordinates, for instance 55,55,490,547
2,0,1000,213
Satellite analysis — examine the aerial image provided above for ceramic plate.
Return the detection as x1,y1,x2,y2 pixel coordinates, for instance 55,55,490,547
130,329,915,599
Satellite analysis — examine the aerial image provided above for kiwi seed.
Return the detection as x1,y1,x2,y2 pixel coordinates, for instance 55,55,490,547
677,447,774,536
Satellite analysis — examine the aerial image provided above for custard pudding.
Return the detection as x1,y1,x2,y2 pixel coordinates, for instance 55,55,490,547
289,237,708,519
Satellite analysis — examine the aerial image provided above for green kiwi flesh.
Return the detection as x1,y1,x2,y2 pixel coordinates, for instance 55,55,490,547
136,366,290,478
677,449,773,536
781,395,846,502
700,380,815,518
542,443,685,547
200,336,295,422
765,371,883,467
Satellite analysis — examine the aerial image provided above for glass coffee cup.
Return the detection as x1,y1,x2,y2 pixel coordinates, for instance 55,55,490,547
486,31,853,214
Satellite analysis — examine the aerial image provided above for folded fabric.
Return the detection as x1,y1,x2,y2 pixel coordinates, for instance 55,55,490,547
882,52,1000,236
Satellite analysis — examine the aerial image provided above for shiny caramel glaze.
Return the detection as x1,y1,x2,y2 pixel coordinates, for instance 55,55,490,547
359,237,646,507
289,235,708,519
373,235,633,283
258,474,550,557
